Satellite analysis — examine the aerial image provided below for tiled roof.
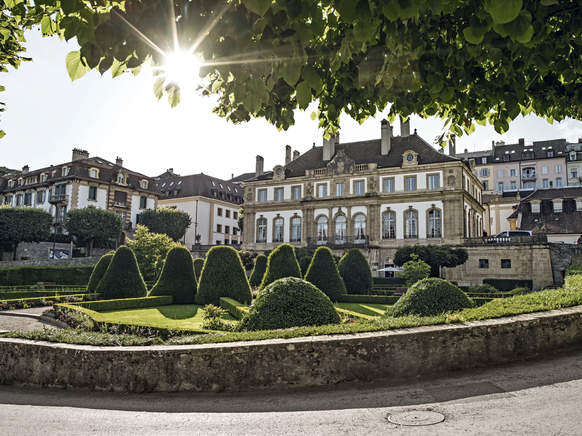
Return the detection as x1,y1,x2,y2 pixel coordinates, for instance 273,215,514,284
246,133,458,181
493,139,567,162
229,172,255,183
156,173,244,205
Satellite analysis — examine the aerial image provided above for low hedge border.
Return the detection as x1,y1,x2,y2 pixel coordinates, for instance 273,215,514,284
336,295,401,304
62,296,173,312
483,278,533,291
0,290,87,300
1,294,91,305
335,307,374,320
220,297,249,320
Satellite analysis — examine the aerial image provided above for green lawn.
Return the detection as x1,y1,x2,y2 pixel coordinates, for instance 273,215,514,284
98,305,236,330
336,303,391,317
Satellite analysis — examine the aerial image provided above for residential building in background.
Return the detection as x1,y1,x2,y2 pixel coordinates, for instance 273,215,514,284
0,149,159,239
155,171,244,249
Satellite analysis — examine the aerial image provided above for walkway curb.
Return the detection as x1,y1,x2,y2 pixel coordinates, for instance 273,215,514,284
0,311,41,320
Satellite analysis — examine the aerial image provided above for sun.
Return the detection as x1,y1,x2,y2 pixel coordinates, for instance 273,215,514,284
162,51,203,89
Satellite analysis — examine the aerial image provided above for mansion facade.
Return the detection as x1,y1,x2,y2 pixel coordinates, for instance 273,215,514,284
241,120,485,272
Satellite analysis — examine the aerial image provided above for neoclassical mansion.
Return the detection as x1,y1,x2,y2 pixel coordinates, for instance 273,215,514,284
242,120,485,272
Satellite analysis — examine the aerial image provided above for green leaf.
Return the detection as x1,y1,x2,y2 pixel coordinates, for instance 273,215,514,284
337,0,358,22
153,77,165,100
0,131,5,139
0,86,5,92
382,3,400,22
65,51,90,82
451,124,463,137
111,60,126,78
282,57,302,86
485,0,523,25
310,111,317,121
489,48,502,63
561,69,576,84
296,81,311,109
41,16,56,36
540,0,558,5
0,28,10,42
5,0,24,8
353,20,380,43
515,25,533,43
463,27,484,45
168,86,181,108
301,65,323,94
241,0,271,17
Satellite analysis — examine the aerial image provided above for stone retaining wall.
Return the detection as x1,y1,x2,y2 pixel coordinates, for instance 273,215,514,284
1,306,581,393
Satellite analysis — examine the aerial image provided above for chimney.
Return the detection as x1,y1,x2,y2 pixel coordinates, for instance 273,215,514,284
578,138,582,143
256,155,264,177
116,157,123,166
323,133,339,161
293,150,300,160
381,119,393,155
400,118,410,137
285,145,292,165
464,148,468,154
449,135,456,157
518,138,525,147
72,148,89,161
22,165,29,174
168,168,174,175
492,140,495,148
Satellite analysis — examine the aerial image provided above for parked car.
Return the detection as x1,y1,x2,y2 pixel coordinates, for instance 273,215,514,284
576,236,582,245
488,230,533,243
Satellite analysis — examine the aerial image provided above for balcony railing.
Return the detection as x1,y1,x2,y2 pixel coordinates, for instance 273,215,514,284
113,201,128,208
521,172,537,181
464,235,548,245
49,194,69,204
307,236,369,248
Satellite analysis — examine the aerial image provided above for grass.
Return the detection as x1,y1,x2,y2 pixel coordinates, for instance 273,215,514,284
336,303,391,316
5,276,582,347
96,304,235,330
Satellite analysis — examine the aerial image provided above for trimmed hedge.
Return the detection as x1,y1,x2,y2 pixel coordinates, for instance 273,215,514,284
249,254,267,288
193,258,204,281
259,244,302,290
565,264,582,277
220,297,249,320
336,294,400,304
149,246,197,304
196,246,252,306
391,278,474,317
0,290,86,300
373,277,407,285
483,278,533,292
239,277,340,331
304,246,347,301
468,284,498,294
86,252,114,293
337,249,373,295
95,246,148,300
0,265,94,286
60,296,173,312
1,293,92,305
335,307,374,320
298,256,312,276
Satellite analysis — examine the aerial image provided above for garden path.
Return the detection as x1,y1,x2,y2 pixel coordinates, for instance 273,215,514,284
0,307,59,333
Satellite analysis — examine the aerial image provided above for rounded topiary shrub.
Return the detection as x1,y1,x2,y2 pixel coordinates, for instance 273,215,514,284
149,246,198,304
337,248,373,295
249,254,268,288
239,277,341,331
86,251,114,293
299,256,313,276
304,247,347,301
391,278,474,317
95,246,147,300
195,245,252,306
193,258,204,281
259,244,302,290
468,284,498,294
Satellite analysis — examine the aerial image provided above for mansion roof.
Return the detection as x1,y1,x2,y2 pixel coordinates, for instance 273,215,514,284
156,173,244,206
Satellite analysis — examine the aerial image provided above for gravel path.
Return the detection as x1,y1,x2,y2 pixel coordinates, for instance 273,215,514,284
0,306,60,332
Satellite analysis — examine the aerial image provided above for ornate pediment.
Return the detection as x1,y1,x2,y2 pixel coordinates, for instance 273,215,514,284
326,149,355,175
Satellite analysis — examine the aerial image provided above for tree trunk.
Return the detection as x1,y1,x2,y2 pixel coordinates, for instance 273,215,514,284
12,243,18,261
88,239,94,258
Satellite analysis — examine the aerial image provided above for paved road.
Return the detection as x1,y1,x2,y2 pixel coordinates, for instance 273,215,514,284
1,347,581,435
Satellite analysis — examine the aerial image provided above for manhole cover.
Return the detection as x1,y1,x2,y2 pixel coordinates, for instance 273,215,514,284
388,411,445,426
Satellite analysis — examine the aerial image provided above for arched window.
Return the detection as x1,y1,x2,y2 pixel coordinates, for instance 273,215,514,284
257,218,267,243
273,217,284,242
354,214,366,243
335,215,346,244
428,209,441,238
290,217,301,242
317,216,328,244
405,210,418,239
383,211,395,239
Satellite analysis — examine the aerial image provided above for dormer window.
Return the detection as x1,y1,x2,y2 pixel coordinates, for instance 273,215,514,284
18,178,23,186
140,180,148,189
40,173,47,183
62,167,70,176
117,172,125,184
8,180,14,188
90,168,99,178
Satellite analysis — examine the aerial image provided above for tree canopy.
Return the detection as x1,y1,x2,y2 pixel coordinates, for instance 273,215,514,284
394,245,468,277
4,1,582,140
137,207,191,241
65,207,123,256
126,224,180,281
0,206,52,260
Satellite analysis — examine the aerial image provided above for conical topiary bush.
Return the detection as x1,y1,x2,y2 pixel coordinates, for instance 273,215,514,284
195,245,252,306
149,246,197,304
337,248,373,295
95,246,147,299
249,254,268,288
193,257,204,281
86,251,115,293
259,244,301,290
304,246,347,301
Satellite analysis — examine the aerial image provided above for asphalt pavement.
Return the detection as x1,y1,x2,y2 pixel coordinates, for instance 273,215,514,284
1,347,581,435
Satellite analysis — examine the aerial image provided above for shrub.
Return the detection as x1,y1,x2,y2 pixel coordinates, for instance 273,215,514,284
401,253,431,286
95,246,147,300
193,258,204,281
148,246,197,304
468,284,498,294
337,248,373,295
483,278,533,292
249,254,267,288
507,287,531,295
238,250,258,271
391,278,474,317
86,252,115,293
259,244,302,290
565,264,582,277
195,246,252,305
298,256,312,276
59,296,172,312
0,265,94,286
304,247,347,301
239,277,341,331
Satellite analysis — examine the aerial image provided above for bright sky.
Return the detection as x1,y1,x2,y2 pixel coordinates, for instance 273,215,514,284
3,28,582,181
